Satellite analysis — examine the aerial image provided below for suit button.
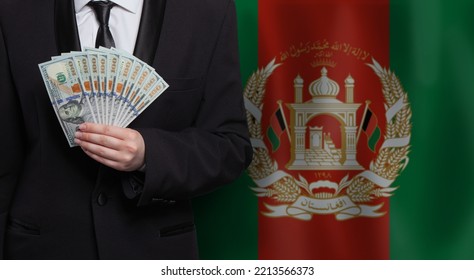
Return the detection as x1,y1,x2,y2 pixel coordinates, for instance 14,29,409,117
97,192,107,206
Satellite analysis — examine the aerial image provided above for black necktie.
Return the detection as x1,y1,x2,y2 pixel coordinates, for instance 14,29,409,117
88,1,116,48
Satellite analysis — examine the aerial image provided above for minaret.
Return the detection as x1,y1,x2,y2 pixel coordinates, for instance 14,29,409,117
294,74,304,103
345,74,354,103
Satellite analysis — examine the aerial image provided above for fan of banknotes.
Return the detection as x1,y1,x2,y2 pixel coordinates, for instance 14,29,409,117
39,47,168,147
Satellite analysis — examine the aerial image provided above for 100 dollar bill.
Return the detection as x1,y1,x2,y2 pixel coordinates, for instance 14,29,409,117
39,57,94,147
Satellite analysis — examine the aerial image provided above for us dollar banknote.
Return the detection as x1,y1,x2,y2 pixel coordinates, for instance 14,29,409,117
39,48,168,147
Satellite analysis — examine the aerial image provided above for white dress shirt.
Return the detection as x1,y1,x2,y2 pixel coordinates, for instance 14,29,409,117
74,0,144,53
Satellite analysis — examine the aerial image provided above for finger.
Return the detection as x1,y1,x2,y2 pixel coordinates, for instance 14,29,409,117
82,148,137,172
78,123,130,140
82,149,125,171
75,130,122,150
75,138,123,162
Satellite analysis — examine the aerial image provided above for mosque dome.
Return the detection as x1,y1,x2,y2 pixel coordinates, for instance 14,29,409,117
309,67,340,98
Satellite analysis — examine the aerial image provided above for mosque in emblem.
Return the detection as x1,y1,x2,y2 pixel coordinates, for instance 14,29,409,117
286,67,363,170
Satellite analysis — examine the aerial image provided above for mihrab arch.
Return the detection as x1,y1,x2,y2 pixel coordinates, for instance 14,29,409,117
286,68,363,170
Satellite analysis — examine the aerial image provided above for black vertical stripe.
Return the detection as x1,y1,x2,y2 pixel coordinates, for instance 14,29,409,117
362,109,373,131
276,109,286,130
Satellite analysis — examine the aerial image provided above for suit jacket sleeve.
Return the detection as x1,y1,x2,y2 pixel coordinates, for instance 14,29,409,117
0,23,26,258
125,0,252,206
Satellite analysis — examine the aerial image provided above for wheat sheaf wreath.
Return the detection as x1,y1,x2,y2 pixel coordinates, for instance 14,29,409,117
244,58,412,219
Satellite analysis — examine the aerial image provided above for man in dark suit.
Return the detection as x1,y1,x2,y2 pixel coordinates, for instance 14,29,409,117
0,0,252,259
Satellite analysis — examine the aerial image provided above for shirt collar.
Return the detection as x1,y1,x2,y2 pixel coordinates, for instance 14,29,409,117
75,0,142,14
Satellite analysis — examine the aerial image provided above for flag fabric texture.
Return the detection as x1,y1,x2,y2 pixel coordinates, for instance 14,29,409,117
192,0,474,260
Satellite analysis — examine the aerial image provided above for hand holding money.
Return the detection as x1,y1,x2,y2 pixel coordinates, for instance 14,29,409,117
75,123,145,172
38,47,168,147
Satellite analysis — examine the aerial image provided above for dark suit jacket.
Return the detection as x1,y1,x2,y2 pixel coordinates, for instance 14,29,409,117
0,0,252,259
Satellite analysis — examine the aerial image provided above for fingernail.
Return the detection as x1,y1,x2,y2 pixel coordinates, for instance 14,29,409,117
75,131,82,138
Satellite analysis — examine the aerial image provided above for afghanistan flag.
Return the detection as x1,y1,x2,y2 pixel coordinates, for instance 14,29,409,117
193,0,474,260
361,106,381,152
266,106,287,152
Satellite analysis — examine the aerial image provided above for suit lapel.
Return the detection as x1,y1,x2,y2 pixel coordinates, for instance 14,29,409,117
55,0,81,54
133,0,166,65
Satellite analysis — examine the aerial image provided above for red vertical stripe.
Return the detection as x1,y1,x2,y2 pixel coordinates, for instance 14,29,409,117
364,110,378,136
258,0,390,259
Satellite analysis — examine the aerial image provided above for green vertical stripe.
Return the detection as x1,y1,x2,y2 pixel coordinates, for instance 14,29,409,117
193,0,259,259
390,0,474,259
235,0,259,89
